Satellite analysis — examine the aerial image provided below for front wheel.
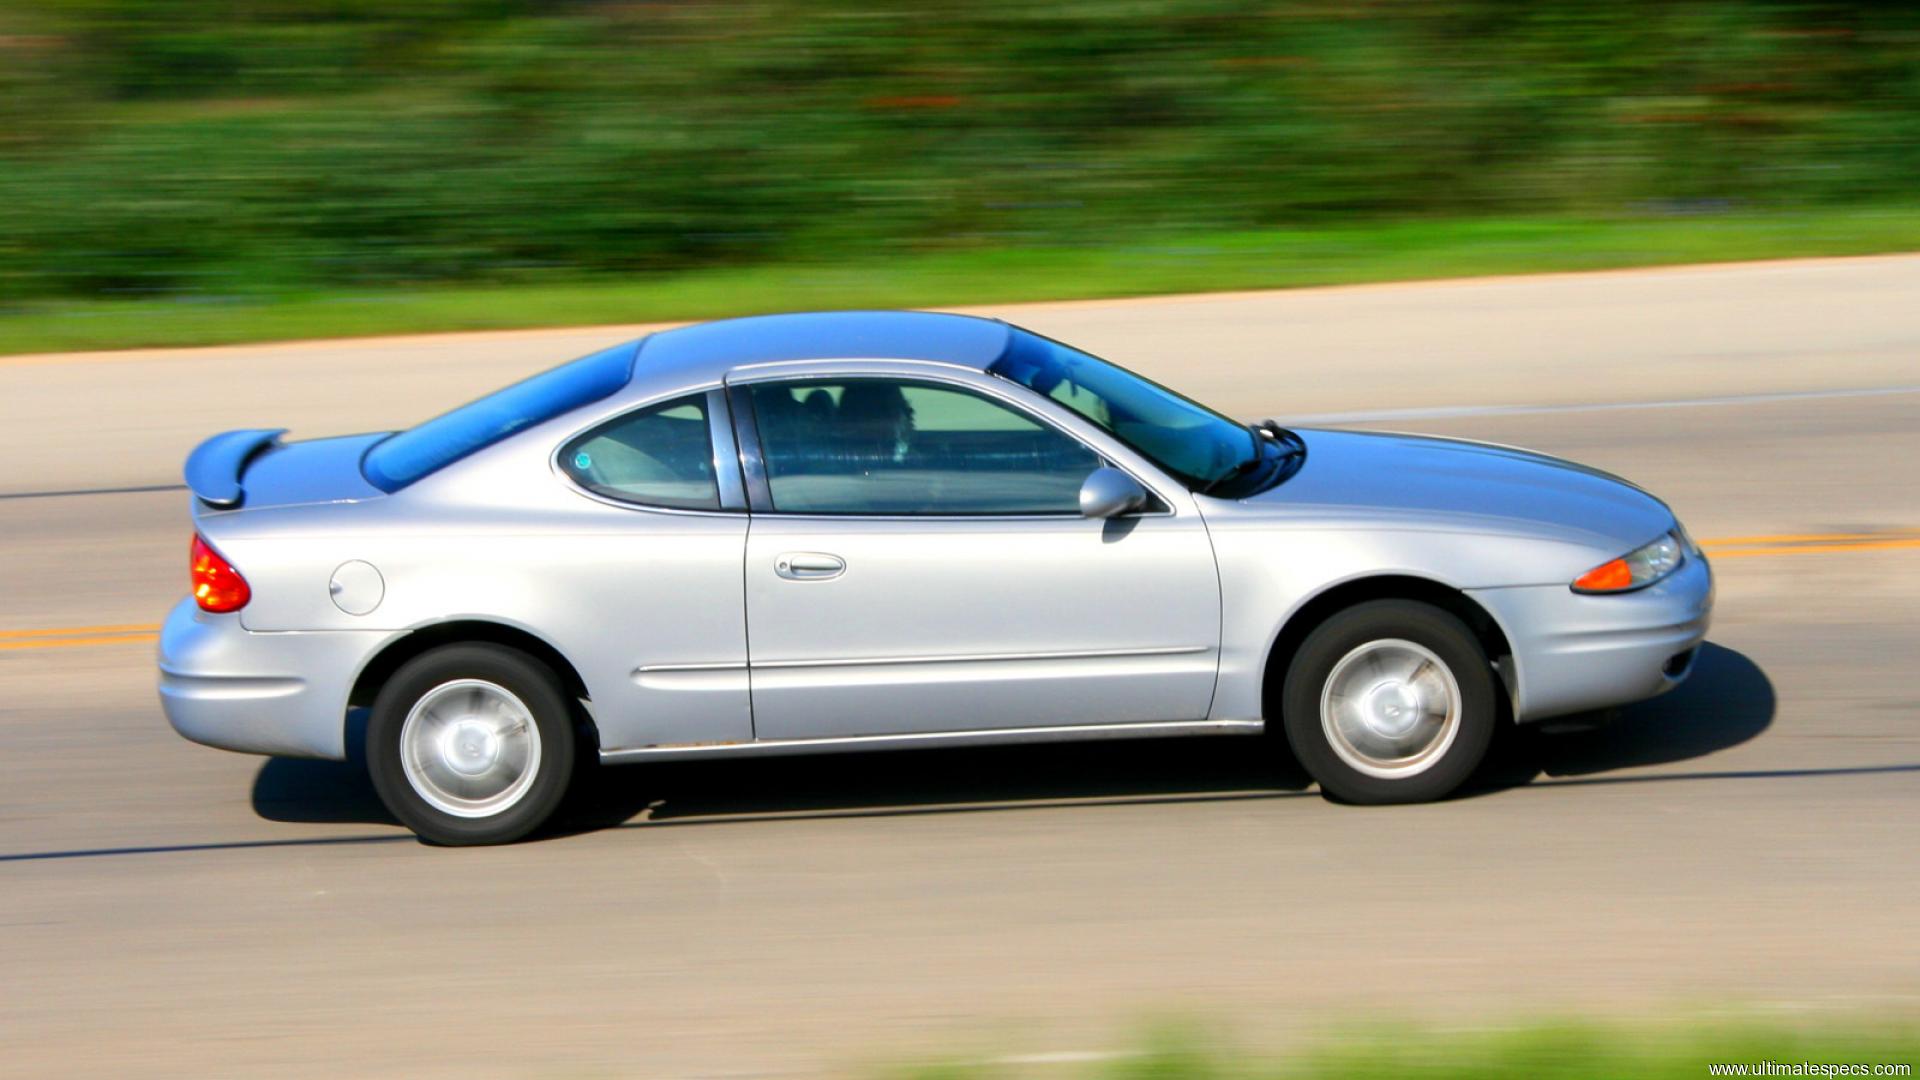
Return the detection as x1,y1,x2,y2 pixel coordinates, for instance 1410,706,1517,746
367,644,576,845
1280,600,1497,804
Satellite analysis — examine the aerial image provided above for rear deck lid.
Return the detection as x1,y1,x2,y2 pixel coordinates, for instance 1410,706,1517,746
185,429,386,511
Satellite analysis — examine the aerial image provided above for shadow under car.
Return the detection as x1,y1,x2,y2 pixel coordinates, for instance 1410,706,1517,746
250,641,1776,834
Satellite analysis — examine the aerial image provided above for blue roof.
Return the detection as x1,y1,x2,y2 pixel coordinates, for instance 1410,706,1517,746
642,311,1013,375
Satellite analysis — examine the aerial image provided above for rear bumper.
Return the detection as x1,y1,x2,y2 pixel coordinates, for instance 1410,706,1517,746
157,598,386,760
1469,552,1714,723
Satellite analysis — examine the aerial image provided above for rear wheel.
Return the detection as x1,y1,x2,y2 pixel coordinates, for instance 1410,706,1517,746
367,644,575,845
1280,600,1496,804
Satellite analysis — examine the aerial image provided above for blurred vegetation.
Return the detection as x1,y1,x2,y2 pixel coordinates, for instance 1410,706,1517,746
892,1016,1920,1079
1,1,1917,326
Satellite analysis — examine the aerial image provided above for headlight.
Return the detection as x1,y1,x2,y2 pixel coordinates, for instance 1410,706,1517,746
1572,531,1685,593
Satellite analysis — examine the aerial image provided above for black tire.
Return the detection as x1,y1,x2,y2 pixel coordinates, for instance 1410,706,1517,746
366,643,576,845
1280,599,1497,804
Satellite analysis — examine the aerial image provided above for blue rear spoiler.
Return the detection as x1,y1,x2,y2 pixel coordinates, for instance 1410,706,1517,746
184,428,286,508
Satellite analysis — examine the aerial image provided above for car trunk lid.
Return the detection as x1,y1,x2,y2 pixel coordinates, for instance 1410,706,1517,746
185,429,388,513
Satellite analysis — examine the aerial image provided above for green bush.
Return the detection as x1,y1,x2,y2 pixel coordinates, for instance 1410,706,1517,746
2,1,1917,303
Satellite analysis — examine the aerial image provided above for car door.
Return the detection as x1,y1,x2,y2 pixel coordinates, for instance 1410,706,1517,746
731,366,1221,741
545,388,755,752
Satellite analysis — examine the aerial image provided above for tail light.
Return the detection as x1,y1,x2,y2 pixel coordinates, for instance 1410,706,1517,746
190,534,251,613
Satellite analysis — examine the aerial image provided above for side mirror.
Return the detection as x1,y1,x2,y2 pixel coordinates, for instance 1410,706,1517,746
1079,467,1149,519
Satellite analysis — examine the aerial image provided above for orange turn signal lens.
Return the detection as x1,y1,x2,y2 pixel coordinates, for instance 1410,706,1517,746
1573,557,1634,592
190,534,251,613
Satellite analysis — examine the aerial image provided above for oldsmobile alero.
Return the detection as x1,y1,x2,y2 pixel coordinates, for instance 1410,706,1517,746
160,311,1713,843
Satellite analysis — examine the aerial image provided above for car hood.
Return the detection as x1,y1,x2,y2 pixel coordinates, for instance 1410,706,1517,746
1231,428,1674,552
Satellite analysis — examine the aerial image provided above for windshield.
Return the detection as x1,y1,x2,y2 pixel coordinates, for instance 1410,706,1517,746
990,329,1255,489
362,340,639,492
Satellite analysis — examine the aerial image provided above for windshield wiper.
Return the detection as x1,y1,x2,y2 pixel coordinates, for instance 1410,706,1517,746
1200,429,1278,495
1200,453,1265,495
1259,421,1308,484
1202,422,1307,497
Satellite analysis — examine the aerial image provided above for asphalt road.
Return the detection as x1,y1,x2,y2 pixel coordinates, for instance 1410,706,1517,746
2,257,1918,1078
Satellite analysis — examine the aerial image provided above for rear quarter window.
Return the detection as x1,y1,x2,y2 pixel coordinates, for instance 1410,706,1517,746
560,394,720,510
362,340,639,492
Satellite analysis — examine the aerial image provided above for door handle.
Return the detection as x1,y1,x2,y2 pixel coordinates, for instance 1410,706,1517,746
774,552,846,580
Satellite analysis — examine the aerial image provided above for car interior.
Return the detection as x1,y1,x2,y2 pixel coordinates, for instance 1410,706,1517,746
749,379,1102,515
560,379,1112,516
563,398,720,510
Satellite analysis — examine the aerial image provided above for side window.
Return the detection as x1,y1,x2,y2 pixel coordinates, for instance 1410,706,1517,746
561,394,719,510
746,378,1102,515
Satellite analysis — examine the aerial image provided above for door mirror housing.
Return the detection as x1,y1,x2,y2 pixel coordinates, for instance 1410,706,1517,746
1078,467,1149,519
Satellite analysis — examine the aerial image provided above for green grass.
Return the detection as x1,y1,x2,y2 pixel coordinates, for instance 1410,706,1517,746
890,1016,1919,1080
4,206,1919,356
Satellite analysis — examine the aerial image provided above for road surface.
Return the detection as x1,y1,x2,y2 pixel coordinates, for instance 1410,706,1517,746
2,256,1917,1078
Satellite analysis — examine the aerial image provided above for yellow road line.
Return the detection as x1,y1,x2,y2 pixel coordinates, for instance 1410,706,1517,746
1702,537,1920,558
0,632,157,652
4,528,1918,653
1699,532,1920,546
0,623,161,640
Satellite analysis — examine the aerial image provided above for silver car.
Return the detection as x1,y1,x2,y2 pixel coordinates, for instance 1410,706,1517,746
160,311,1713,844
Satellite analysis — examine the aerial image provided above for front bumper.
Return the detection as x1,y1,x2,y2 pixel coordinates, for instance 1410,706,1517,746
1469,551,1714,723
157,598,389,760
